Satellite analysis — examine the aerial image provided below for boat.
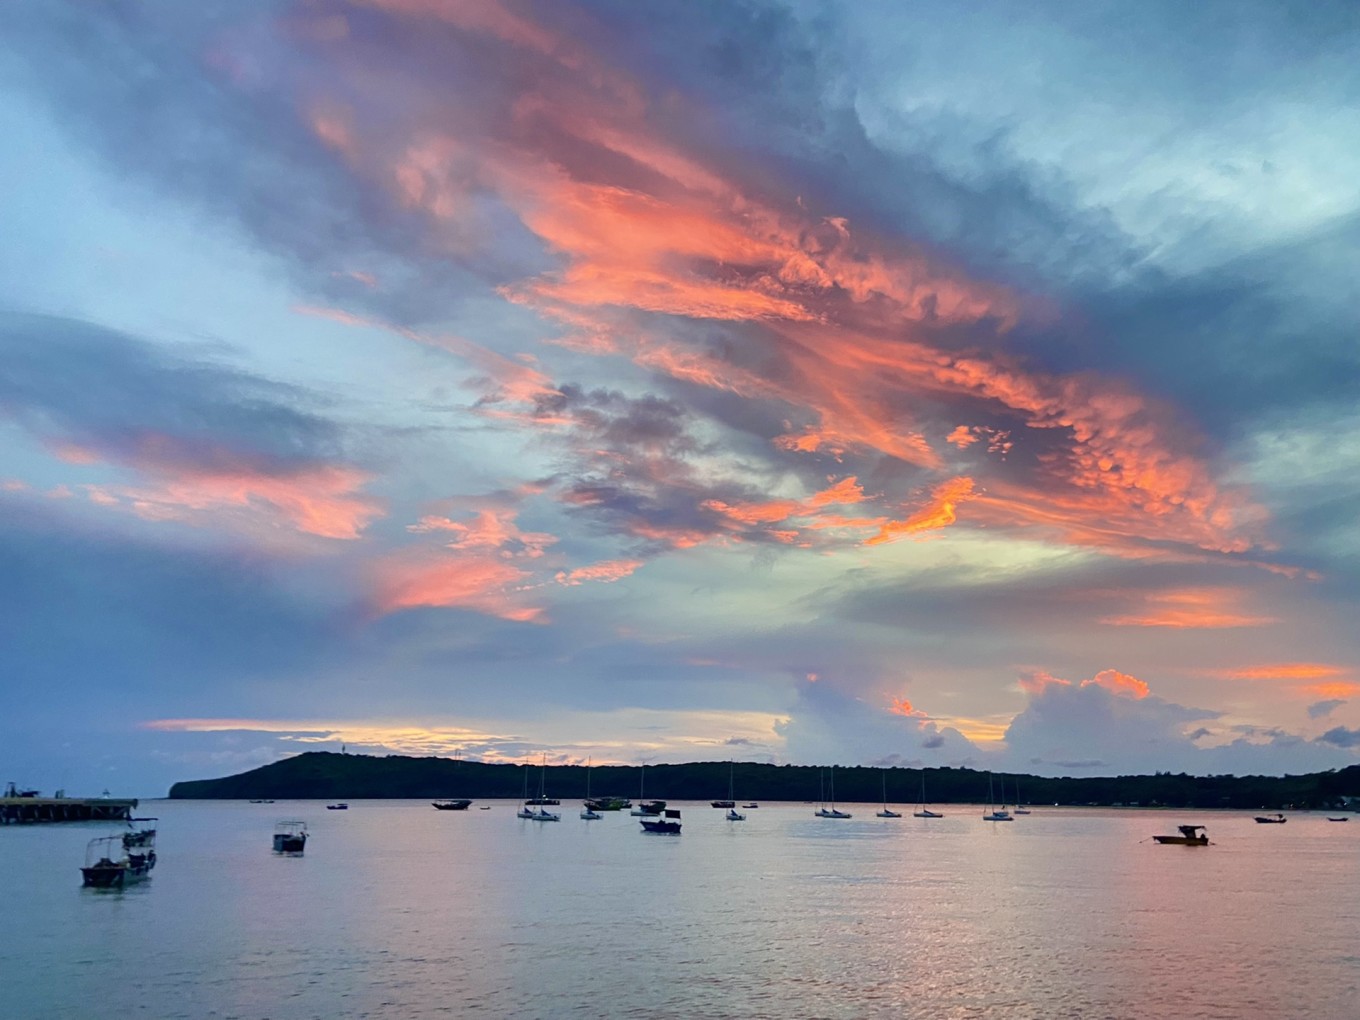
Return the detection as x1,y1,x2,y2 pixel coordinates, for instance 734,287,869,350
516,764,535,819
742,803,759,809
913,772,946,821
248,799,274,804
722,764,745,820
123,817,157,848
432,799,473,810
1254,813,1287,824
1327,816,1350,822
629,765,665,815
584,796,631,811
526,756,560,820
272,820,308,853
581,759,603,820
479,805,491,810
815,767,852,819
1012,778,1032,814
1153,824,1209,845
876,770,902,818
326,803,349,810
983,773,1012,821
80,833,156,888
640,808,682,834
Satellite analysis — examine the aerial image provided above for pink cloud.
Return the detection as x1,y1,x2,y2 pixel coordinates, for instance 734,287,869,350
372,550,543,621
554,558,645,586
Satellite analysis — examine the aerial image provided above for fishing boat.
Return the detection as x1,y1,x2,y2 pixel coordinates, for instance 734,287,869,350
581,759,603,820
913,770,943,817
640,808,682,834
272,820,308,853
326,803,349,810
1153,824,1209,845
81,832,156,888
982,773,1012,821
815,767,852,818
876,770,902,818
1254,813,1287,824
432,799,473,810
123,817,157,848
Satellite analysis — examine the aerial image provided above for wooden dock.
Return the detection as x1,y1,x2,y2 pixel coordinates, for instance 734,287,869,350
0,797,138,825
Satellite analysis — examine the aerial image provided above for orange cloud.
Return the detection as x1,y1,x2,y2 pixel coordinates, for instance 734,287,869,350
372,551,543,621
555,558,645,586
1081,668,1150,700
408,508,557,558
1099,587,1276,629
1303,682,1360,699
888,697,926,718
866,476,975,545
1202,663,1347,681
1017,670,1071,695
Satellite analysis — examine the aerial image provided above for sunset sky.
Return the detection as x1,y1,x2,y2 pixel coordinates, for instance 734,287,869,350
3,1,1359,795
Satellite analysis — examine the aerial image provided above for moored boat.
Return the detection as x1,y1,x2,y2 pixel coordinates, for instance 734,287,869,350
1327,816,1350,822
81,833,156,888
1153,824,1209,845
640,808,682,834
432,799,473,810
123,817,157,848
1254,813,1286,824
326,803,348,810
815,767,852,818
273,820,308,853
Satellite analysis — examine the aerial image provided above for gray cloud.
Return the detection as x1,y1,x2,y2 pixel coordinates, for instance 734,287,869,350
1309,699,1346,720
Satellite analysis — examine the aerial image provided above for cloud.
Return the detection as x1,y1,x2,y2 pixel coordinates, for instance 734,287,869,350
1318,726,1360,749
1307,699,1345,719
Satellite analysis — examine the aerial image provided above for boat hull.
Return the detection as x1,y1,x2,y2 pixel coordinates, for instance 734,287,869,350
640,820,681,834
1153,835,1208,845
273,835,307,853
432,800,472,810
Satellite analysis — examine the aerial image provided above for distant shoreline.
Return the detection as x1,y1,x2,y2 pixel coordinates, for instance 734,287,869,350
169,751,1360,811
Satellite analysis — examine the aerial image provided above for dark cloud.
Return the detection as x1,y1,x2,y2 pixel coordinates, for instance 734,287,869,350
0,312,352,474
1319,726,1360,749
1308,699,1346,719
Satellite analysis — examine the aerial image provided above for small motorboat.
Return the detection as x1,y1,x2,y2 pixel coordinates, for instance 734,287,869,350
248,799,274,804
742,803,759,809
123,818,157,848
1254,813,1286,824
479,805,491,810
273,820,308,853
630,800,666,817
1153,824,1209,845
326,803,349,810
1327,816,1350,822
81,834,156,888
641,808,682,834
432,800,472,810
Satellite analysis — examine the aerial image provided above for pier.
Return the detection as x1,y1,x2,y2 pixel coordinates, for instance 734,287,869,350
0,797,138,825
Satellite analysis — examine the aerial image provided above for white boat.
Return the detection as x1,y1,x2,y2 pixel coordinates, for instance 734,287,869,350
725,764,746,821
913,769,944,817
983,773,1012,821
527,756,560,821
629,765,664,816
580,759,602,820
876,769,902,818
815,767,852,819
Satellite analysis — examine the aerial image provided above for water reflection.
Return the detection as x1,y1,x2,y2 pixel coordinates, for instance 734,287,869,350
1,801,1357,1018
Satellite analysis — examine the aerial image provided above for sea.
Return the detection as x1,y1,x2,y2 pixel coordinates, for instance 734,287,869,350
1,799,1357,1019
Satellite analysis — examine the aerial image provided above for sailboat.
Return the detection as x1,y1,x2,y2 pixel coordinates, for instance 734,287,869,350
983,773,1012,821
629,764,665,816
580,758,602,820
815,767,852,818
1013,777,1032,814
724,764,746,821
526,755,560,821
516,763,534,819
876,769,901,818
913,769,943,817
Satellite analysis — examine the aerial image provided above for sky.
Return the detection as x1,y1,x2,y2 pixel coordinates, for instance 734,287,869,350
2,0,1359,797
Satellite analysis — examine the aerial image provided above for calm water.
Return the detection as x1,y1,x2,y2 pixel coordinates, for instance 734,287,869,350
2,800,1358,1019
